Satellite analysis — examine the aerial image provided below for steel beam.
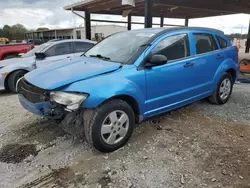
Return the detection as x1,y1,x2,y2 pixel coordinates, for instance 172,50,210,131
144,0,153,28
160,15,164,27
85,11,91,40
246,18,250,53
128,15,132,30
185,17,189,26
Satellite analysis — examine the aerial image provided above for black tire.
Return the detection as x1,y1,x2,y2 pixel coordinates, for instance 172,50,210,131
7,70,27,93
83,99,135,153
2,54,18,60
209,72,233,105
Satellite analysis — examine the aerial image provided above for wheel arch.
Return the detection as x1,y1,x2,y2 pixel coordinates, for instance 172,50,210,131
226,68,236,83
213,59,238,88
2,52,19,60
98,94,141,123
4,69,29,91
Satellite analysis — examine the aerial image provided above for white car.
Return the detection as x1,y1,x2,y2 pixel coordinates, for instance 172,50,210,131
0,39,96,92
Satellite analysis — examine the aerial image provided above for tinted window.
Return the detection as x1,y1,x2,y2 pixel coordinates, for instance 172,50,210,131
152,34,190,61
216,36,228,49
193,34,217,54
75,42,94,53
45,42,72,57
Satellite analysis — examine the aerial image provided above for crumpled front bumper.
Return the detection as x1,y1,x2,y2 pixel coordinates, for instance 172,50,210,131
18,94,64,119
19,94,84,135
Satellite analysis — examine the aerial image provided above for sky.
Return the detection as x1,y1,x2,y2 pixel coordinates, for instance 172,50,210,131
0,0,249,34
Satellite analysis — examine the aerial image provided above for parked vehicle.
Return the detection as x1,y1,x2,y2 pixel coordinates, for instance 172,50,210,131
0,43,35,60
0,39,96,92
0,37,9,44
17,27,239,152
23,39,45,45
239,53,250,74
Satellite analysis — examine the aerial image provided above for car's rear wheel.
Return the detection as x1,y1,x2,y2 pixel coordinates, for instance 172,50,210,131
83,99,135,153
209,72,233,105
7,70,27,93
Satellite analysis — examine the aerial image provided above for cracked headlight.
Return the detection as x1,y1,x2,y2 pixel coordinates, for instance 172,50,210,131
50,92,88,111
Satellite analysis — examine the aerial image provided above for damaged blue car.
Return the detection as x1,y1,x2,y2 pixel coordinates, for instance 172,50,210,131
17,27,239,152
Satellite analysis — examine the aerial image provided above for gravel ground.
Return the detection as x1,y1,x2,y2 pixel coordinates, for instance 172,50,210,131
0,83,250,188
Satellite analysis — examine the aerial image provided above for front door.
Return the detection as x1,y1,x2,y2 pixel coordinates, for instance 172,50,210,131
36,42,74,68
145,33,209,117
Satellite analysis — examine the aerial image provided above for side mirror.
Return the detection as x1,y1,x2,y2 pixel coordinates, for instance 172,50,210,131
145,54,168,68
35,52,46,60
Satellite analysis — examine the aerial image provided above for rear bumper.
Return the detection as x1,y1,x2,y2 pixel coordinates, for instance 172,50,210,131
0,74,6,91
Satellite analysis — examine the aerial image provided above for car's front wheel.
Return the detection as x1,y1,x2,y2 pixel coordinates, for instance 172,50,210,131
83,99,135,153
7,70,27,93
209,72,233,105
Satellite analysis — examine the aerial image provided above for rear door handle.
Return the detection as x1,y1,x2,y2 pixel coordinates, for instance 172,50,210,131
183,62,195,68
216,54,224,59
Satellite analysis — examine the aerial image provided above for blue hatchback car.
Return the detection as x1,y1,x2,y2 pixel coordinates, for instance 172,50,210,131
17,27,239,152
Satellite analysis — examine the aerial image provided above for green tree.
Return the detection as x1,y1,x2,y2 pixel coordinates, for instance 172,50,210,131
3,25,11,39
0,28,3,37
10,24,27,40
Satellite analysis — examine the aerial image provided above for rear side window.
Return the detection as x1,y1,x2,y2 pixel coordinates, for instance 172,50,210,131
45,42,73,57
75,42,94,53
216,36,228,49
193,34,218,54
152,33,190,61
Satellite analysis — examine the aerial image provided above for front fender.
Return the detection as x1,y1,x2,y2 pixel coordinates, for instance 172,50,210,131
213,58,239,88
0,63,35,74
62,66,146,115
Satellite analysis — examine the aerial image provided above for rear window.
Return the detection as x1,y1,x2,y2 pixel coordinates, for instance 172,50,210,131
193,33,218,54
216,36,228,49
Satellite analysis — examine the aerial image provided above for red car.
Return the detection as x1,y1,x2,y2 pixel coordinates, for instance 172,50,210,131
0,43,34,60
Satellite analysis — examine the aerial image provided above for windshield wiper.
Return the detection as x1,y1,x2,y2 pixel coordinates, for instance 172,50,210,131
89,54,111,60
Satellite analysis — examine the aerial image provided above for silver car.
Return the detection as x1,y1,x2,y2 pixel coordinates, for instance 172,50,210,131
0,39,96,92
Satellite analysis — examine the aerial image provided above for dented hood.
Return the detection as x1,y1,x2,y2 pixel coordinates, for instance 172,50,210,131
25,57,121,90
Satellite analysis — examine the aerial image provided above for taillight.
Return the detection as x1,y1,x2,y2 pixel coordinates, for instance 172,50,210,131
234,45,239,63
234,45,239,53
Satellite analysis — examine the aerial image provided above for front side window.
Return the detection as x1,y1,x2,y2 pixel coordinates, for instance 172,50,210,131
152,34,190,61
216,36,228,49
45,42,72,57
75,42,94,53
193,33,217,54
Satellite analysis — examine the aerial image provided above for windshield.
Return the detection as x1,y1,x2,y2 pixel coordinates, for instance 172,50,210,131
21,43,51,58
85,31,155,63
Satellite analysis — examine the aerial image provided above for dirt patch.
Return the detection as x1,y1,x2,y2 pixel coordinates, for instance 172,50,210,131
19,167,86,188
17,120,67,144
0,144,38,164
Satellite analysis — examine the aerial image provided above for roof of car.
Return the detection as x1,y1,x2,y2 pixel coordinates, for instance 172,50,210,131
128,27,224,35
36,39,96,53
51,39,96,44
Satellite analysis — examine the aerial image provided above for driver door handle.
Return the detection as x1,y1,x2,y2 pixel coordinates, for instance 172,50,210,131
183,62,195,68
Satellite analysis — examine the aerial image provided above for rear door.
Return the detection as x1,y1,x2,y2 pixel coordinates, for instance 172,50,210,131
190,32,224,91
73,41,95,57
36,42,74,68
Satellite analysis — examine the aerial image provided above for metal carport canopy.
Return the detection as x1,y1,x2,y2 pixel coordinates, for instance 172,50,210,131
64,0,250,19
64,0,250,53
